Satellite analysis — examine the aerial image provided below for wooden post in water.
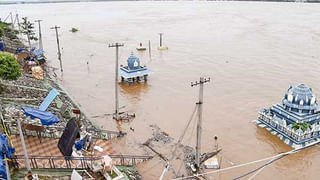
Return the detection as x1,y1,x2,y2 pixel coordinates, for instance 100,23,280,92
148,40,151,57
35,20,43,50
159,33,163,47
191,77,210,170
50,25,63,72
109,43,124,120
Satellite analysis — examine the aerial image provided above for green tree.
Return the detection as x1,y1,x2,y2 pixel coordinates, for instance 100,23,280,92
21,17,38,41
0,53,21,81
0,21,9,38
0,21,19,40
293,122,311,132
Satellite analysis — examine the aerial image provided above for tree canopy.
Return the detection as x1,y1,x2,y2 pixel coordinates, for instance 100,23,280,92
0,21,10,38
0,53,21,81
21,17,38,41
293,122,311,132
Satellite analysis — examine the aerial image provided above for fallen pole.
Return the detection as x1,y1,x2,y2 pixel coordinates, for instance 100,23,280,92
17,118,31,172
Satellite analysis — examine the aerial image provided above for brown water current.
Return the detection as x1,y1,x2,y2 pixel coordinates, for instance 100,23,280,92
1,1,320,179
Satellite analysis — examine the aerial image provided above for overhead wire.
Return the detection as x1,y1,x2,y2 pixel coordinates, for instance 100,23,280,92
232,155,285,180
171,140,320,180
3,12,11,22
169,104,198,160
176,108,198,176
143,105,199,178
247,157,275,180
156,104,198,179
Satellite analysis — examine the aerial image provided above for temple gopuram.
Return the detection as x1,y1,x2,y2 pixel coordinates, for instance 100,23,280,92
257,84,320,149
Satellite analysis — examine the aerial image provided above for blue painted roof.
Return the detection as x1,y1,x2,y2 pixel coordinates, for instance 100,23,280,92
127,55,141,70
282,84,318,113
119,68,150,78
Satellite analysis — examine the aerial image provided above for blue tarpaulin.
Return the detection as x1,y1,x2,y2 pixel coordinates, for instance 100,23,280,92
33,49,44,56
16,48,28,54
0,133,15,179
22,107,60,125
75,136,87,151
0,41,4,51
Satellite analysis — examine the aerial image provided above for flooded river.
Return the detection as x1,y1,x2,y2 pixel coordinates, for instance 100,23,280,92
1,1,320,179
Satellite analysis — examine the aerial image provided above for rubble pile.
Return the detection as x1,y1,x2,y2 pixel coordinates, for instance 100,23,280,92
0,70,107,139
123,169,142,180
183,145,196,176
149,124,173,144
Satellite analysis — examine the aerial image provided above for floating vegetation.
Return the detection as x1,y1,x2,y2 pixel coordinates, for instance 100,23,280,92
70,27,79,33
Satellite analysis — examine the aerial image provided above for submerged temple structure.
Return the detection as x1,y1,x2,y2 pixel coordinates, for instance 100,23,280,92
119,54,150,83
257,84,320,148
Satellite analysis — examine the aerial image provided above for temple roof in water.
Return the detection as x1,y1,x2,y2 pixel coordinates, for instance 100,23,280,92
282,84,318,114
257,84,320,148
120,53,150,79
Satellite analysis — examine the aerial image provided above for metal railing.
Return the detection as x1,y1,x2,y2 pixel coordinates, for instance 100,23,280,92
258,112,320,143
12,154,153,170
2,119,126,140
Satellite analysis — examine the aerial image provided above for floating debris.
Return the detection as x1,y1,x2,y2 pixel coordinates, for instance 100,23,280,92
136,42,147,51
70,27,79,33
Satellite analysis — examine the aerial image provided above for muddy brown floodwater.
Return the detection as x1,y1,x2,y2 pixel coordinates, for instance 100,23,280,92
1,1,320,179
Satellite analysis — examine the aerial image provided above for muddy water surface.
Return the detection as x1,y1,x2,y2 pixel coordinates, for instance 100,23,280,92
1,1,320,179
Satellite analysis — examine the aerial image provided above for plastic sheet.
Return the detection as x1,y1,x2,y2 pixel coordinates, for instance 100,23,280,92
22,106,60,125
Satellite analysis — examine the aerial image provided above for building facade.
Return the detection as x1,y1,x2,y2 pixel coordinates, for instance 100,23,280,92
119,54,150,83
257,84,320,148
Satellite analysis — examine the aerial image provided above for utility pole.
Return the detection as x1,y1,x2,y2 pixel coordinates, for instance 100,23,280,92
159,162,170,180
15,14,21,33
191,77,210,170
50,25,63,72
4,153,11,180
0,100,11,180
148,40,151,58
17,118,31,172
23,17,31,48
109,43,124,120
35,20,43,50
10,12,14,29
